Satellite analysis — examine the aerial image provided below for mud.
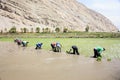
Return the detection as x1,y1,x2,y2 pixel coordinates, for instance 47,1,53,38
0,42,120,80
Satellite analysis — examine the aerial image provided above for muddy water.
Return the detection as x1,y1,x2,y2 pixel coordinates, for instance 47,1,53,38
0,42,120,80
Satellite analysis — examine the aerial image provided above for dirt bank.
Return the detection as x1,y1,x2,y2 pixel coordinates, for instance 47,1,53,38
0,42,120,80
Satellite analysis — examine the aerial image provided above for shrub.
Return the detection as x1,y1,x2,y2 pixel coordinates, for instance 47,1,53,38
23,27,27,33
85,25,89,32
36,27,40,33
107,58,111,61
55,27,60,33
43,27,50,33
63,28,68,33
96,57,102,61
9,26,16,33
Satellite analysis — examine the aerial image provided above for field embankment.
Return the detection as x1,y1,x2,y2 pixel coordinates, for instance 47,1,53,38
0,32,120,38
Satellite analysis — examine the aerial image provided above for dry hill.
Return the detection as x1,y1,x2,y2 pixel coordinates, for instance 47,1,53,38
0,0,118,32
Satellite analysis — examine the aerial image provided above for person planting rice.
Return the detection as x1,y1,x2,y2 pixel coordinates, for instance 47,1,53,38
67,45,80,55
14,38,19,43
51,42,56,52
22,41,29,47
35,43,43,49
17,39,22,46
56,42,62,52
14,38,22,46
93,46,105,58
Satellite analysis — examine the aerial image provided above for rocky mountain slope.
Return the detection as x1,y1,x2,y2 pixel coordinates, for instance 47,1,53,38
0,0,118,32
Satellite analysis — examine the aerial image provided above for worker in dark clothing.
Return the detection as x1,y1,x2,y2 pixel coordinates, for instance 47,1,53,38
14,38,22,46
72,46,80,55
67,46,80,55
17,39,22,46
35,43,43,49
51,42,56,52
93,46,105,58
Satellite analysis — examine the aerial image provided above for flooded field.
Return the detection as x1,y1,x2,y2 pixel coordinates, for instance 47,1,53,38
0,42,120,80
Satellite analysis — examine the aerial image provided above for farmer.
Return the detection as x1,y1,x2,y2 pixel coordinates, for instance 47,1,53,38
14,38,22,46
14,38,19,43
22,41,29,47
93,46,105,58
67,45,80,55
56,42,62,52
51,42,56,52
35,43,43,49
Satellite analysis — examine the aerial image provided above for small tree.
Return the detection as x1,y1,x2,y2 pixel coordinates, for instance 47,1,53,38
63,28,68,33
9,26,16,33
44,27,50,33
85,25,89,32
23,27,27,33
55,27,60,33
36,27,40,33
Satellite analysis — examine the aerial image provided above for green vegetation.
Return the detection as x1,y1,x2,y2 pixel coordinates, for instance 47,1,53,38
36,27,40,33
0,28,120,59
107,58,112,61
0,37,120,59
44,27,50,33
63,28,68,33
85,25,89,32
0,32,120,38
55,27,60,33
96,57,102,61
9,26,16,33
23,27,28,33
20,27,28,33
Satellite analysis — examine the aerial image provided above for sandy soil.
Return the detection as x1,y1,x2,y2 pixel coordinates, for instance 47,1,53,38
0,42,120,80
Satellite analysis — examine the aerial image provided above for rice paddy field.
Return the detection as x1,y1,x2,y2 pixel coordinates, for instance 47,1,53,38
0,37,120,59
0,37,120,80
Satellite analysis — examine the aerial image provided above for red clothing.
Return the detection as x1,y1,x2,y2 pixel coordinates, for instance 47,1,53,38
52,42,56,47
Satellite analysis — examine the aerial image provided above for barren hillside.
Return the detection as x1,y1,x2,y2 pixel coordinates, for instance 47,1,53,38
0,0,118,32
